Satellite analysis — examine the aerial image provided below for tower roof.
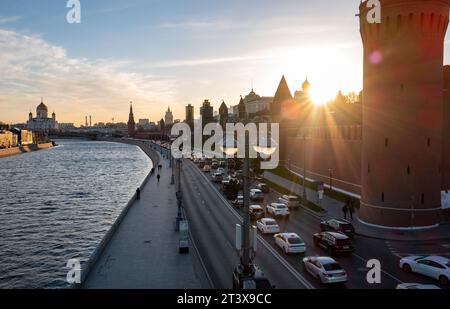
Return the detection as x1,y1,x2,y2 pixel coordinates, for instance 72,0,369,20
274,75,293,102
220,100,228,109
302,77,311,91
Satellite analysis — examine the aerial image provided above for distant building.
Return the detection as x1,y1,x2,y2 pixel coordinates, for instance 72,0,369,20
127,103,136,137
164,107,174,125
26,98,59,133
185,104,194,126
238,96,246,120
200,99,214,125
218,100,229,127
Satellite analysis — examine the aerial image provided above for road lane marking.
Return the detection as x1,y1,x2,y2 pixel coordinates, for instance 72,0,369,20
187,161,315,289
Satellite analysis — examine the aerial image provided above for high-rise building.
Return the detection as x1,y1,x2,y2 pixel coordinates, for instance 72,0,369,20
200,99,214,125
185,104,194,126
238,96,246,120
219,100,228,126
358,0,450,227
127,102,136,137
165,106,174,125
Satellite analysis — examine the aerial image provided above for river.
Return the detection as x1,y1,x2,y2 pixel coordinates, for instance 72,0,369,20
0,139,152,288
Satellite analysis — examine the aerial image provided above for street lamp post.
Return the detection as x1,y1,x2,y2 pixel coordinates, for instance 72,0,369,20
329,168,333,193
175,159,183,232
241,131,251,272
302,135,307,201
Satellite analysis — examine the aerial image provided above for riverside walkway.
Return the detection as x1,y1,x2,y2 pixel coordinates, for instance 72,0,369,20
83,140,209,289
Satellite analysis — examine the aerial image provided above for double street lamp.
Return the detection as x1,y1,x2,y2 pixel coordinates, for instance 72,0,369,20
221,130,277,284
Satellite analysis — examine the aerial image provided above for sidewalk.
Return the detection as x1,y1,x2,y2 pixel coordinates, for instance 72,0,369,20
264,171,450,242
83,145,209,289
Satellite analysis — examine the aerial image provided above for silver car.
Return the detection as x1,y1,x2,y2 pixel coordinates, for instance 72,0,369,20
302,256,347,284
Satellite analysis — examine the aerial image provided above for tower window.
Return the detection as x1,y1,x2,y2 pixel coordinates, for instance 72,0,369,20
368,164,371,173
427,138,431,147
381,192,385,202
407,165,411,175
385,138,389,148
421,194,425,205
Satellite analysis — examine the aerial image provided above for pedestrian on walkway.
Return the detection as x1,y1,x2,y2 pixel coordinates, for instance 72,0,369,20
157,174,161,183
348,201,354,220
151,168,155,175
136,188,141,200
342,201,349,220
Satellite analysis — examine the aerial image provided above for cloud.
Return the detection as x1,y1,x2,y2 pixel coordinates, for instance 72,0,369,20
0,29,175,124
0,16,21,24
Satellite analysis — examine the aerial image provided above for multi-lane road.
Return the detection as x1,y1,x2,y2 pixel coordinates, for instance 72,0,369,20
181,158,450,289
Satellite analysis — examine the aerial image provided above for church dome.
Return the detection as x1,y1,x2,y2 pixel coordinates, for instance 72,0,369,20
37,102,48,112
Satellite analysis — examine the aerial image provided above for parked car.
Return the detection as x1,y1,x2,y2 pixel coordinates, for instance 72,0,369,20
203,165,212,173
250,205,265,221
274,233,306,254
320,219,355,238
395,283,441,289
278,195,301,210
313,232,354,255
256,183,270,193
219,160,227,168
212,173,223,183
233,195,244,208
266,203,290,218
302,256,348,284
211,162,219,169
250,189,264,202
216,167,225,175
400,256,450,285
256,218,280,234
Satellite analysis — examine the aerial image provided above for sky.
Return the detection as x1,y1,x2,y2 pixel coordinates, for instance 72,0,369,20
0,0,449,125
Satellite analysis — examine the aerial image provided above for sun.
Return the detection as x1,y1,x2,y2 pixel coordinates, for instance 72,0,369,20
308,84,336,106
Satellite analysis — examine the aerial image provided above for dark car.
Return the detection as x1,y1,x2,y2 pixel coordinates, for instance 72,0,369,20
313,232,354,255
233,264,274,289
250,205,265,221
320,219,355,238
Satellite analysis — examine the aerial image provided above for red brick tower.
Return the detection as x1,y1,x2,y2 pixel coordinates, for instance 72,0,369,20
127,102,136,137
359,0,450,228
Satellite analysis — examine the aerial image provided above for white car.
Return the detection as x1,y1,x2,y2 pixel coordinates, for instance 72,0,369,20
274,233,306,254
256,218,280,234
396,283,441,289
216,167,225,175
400,255,450,285
233,195,244,208
303,256,348,284
278,195,301,209
250,189,264,202
266,203,290,218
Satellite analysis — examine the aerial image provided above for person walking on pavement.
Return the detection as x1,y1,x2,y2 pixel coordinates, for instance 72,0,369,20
342,199,349,220
157,174,161,183
136,188,141,200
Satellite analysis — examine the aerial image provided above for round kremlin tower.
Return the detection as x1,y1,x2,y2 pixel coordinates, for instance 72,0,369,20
359,0,450,227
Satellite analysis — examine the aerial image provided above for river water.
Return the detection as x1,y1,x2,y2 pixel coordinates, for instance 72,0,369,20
0,140,152,288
